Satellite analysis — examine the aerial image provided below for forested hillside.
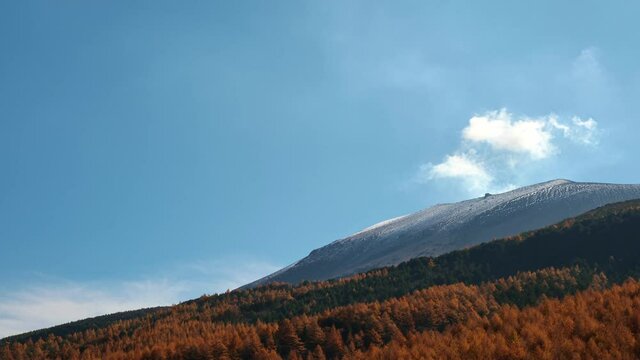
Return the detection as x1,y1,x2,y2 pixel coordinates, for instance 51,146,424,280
2,200,640,359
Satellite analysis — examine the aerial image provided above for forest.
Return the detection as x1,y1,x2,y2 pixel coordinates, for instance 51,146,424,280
2,200,640,359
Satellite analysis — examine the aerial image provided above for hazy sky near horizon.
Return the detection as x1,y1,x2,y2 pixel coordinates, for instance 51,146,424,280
2,1,640,337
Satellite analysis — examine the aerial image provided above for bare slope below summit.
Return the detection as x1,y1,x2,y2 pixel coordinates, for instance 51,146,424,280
247,180,640,287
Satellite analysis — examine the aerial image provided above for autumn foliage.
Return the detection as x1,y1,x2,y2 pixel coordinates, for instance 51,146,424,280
0,268,619,360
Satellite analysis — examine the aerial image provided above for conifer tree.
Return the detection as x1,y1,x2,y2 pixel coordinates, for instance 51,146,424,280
276,319,305,357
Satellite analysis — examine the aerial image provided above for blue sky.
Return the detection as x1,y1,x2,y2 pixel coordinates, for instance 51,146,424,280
2,1,640,337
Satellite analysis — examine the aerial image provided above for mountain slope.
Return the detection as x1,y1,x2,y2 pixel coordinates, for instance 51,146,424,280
5,199,640,359
247,179,640,287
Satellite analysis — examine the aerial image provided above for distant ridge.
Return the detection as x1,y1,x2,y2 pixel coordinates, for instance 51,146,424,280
245,179,640,287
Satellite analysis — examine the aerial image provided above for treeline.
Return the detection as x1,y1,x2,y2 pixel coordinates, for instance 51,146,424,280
0,267,607,359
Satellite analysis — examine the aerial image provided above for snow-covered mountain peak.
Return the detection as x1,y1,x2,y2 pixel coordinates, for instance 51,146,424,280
245,180,640,288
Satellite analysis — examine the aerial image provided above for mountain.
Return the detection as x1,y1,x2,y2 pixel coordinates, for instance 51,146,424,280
246,179,640,287
5,199,640,359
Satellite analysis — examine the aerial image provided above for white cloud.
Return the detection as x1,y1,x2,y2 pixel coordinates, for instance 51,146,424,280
419,153,493,193
0,259,280,339
462,109,554,159
461,109,599,158
418,109,601,196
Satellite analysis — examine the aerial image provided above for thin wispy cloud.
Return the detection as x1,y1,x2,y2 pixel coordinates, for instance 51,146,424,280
565,46,617,112
549,116,599,146
417,108,601,196
571,47,604,83
0,259,280,339
0,280,185,340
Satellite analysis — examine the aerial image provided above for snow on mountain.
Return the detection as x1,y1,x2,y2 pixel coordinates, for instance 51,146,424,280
245,180,640,288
